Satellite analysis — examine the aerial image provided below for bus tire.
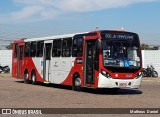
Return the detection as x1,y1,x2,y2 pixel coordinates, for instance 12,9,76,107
73,74,81,91
31,71,37,85
24,70,29,84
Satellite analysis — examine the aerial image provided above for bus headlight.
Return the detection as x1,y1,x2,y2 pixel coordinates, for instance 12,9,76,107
136,72,142,79
101,70,110,78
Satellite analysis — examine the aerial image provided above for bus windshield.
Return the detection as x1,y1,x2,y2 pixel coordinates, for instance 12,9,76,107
102,39,141,69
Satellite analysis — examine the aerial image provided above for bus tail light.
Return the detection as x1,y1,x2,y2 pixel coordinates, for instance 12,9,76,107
101,70,111,78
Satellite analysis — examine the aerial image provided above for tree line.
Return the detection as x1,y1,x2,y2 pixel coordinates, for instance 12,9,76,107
141,44,159,50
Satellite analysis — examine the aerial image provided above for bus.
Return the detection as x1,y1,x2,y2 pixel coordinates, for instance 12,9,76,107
12,30,142,91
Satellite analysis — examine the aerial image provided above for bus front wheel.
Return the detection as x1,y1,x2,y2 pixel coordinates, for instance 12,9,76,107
73,74,81,91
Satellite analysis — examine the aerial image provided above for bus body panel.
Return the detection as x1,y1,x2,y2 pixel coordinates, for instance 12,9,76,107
23,57,43,82
31,57,44,80
12,41,25,79
98,73,142,88
50,57,76,84
61,57,84,86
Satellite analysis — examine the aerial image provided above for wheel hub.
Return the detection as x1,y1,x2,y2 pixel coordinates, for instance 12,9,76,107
25,74,29,80
32,75,35,82
75,78,81,87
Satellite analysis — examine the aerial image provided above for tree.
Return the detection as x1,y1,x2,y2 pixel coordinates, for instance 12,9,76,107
5,43,13,50
141,44,159,50
141,44,149,50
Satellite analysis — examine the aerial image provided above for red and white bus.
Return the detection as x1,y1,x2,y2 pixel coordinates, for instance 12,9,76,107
12,30,142,91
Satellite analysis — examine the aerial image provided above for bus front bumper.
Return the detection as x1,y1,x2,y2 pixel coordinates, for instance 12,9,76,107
98,73,142,89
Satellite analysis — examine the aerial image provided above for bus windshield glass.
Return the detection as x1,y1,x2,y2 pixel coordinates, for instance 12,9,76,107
102,32,141,69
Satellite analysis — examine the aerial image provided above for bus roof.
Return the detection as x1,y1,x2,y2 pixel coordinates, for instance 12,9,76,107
13,30,138,43
24,32,88,42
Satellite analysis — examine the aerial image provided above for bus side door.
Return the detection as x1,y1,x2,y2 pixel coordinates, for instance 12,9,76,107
17,44,25,79
43,41,52,82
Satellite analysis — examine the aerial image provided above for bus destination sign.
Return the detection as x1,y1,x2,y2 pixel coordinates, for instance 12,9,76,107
104,33,134,40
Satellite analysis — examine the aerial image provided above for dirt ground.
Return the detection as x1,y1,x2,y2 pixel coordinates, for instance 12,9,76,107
0,74,160,117
0,73,12,78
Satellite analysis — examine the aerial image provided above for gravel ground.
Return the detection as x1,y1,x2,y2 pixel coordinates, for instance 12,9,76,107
0,74,160,117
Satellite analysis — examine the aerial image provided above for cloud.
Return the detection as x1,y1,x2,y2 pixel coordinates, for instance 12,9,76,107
0,0,158,24
11,6,44,20
54,0,158,12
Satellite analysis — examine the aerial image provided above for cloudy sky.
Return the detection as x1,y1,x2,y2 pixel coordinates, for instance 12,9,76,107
0,0,160,47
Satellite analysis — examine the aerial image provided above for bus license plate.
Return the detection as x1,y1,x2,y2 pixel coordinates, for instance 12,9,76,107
119,83,127,87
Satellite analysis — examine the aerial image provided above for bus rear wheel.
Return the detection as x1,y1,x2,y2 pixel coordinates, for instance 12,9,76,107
24,71,29,84
73,75,81,91
31,71,37,85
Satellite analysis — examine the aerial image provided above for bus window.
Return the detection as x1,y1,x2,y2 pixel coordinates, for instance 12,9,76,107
37,41,44,57
14,44,18,58
62,38,72,57
52,40,62,57
24,42,30,57
30,42,36,57
72,38,83,57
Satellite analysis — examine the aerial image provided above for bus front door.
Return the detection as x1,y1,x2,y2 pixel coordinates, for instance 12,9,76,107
84,40,98,87
43,43,52,82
